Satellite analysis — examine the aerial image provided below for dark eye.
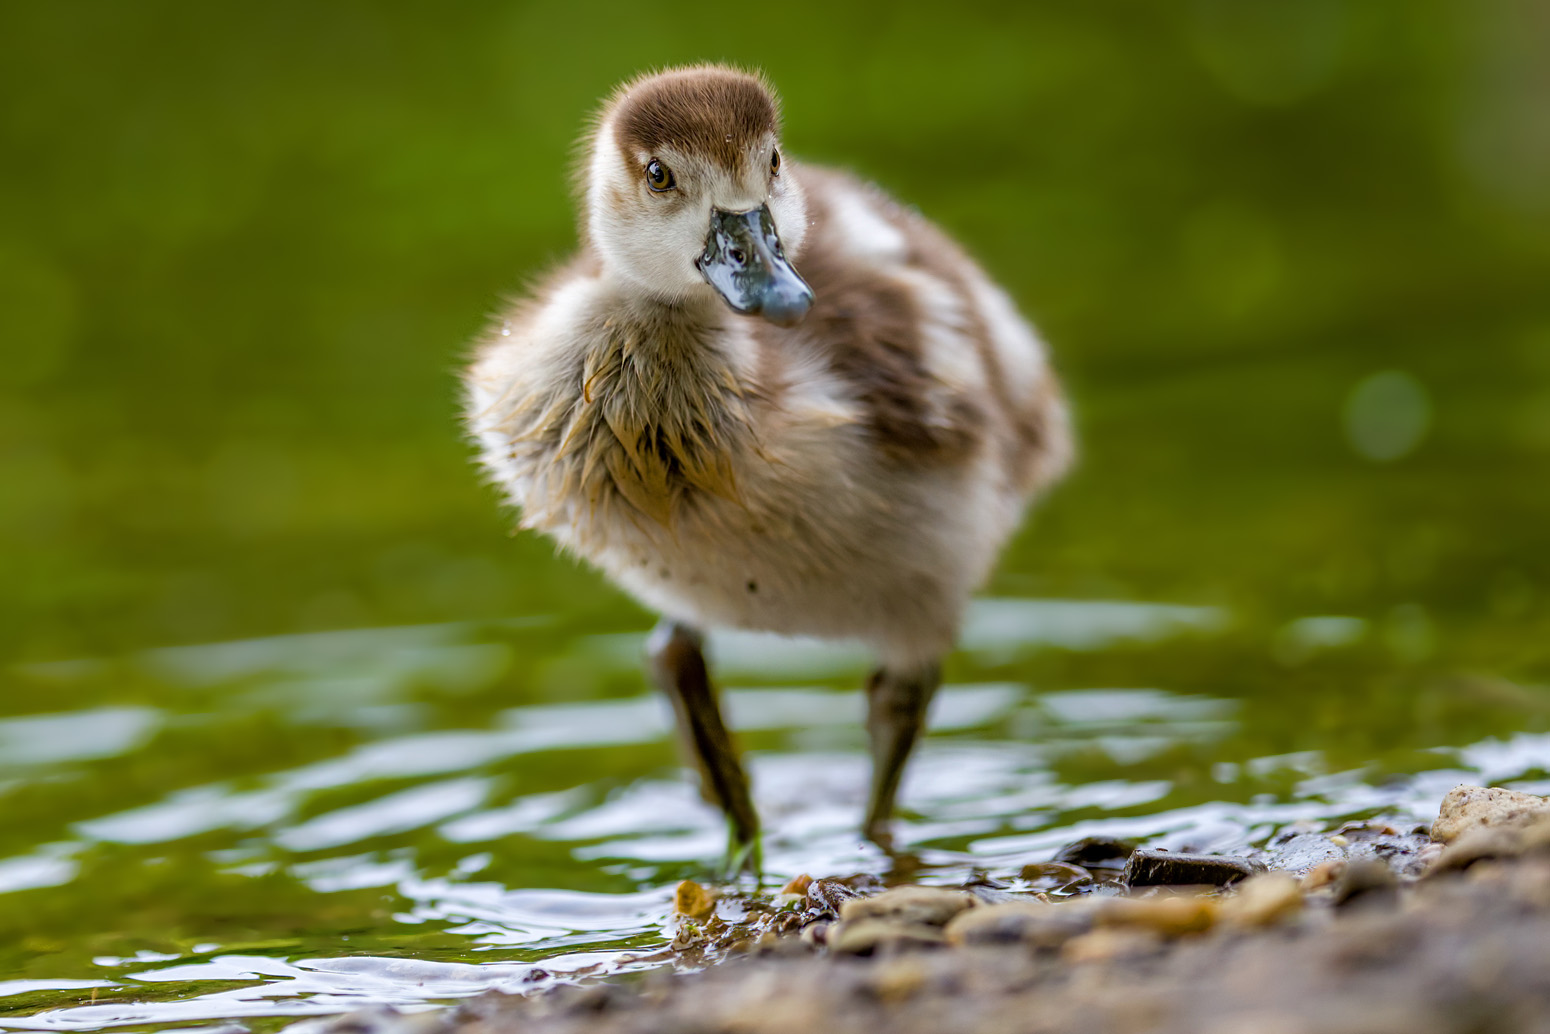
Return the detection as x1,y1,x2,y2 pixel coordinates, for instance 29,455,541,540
645,159,675,192
770,150,781,176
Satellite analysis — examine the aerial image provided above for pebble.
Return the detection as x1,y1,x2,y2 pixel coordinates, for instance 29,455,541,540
1330,859,1397,909
867,957,931,1002
1097,895,1219,937
780,874,813,896
674,879,718,920
1432,785,1550,844
1262,832,1345,874
1428,817,1550,875
1219,872,1304,928
1061,927,1163,964
799,920,832,948
807,877,869,917
1302,858,1345,891
944,900,1095,948
1123,850,1260,888
828,918,946,955
838,886,979,927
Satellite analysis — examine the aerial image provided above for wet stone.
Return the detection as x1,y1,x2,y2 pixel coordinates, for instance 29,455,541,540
674,879,718,920
1432,785,1550,844
807,875,881,917
1263,831,1346,874
1123,850,1260,887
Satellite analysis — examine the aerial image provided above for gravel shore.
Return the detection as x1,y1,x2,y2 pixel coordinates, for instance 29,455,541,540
297,785,1550,1034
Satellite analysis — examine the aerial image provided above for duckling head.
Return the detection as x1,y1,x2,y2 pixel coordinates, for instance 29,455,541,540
584,66,812,327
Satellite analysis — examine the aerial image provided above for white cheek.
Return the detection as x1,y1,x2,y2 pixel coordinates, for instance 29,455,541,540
587,169,709,297
767,177,808,256
598,207,702,295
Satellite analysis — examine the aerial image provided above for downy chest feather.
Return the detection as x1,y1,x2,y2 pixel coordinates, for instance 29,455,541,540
496,316,757,533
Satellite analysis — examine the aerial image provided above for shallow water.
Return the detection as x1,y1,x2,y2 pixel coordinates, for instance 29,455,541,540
4,588,1549,1031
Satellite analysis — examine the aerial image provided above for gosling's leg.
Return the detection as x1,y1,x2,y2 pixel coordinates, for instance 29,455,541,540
646,621,761,875
862,662,942,848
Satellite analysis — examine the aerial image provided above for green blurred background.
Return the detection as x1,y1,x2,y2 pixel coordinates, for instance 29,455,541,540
3,0,1548,666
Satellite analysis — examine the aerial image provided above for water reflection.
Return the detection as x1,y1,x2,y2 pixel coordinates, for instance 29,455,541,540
1,598,1548,1030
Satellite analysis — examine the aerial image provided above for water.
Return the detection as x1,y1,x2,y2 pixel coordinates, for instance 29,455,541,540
4,589,1549,1031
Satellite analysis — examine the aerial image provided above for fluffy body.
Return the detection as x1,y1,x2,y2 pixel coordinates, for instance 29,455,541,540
466,68,1071,672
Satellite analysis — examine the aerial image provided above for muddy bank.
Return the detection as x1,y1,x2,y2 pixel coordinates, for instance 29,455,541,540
297,786,1550,1034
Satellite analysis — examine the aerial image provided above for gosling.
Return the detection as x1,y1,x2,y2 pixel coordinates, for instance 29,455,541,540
465,65,1072,872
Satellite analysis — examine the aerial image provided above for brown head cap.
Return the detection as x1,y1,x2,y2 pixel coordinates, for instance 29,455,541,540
609,66,780,170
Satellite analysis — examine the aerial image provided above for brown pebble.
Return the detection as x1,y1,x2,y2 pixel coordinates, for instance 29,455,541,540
674,879,717,920
1219,872,1304,928
1302,858,1346,891
1428,827,1527,875
839,886,978,927
1330,859,1397,908
829,918,946,955
799,920,832,948
944,899,1095,948
1098,894,1219,937
1061,927,1163,963
780,873,813,897
868,957,930,1002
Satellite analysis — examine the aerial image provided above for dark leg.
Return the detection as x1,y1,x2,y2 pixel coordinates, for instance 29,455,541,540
646,621,761,874
862,662,942,848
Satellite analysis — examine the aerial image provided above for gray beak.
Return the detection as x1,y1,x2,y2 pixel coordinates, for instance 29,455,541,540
695,204,813,327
